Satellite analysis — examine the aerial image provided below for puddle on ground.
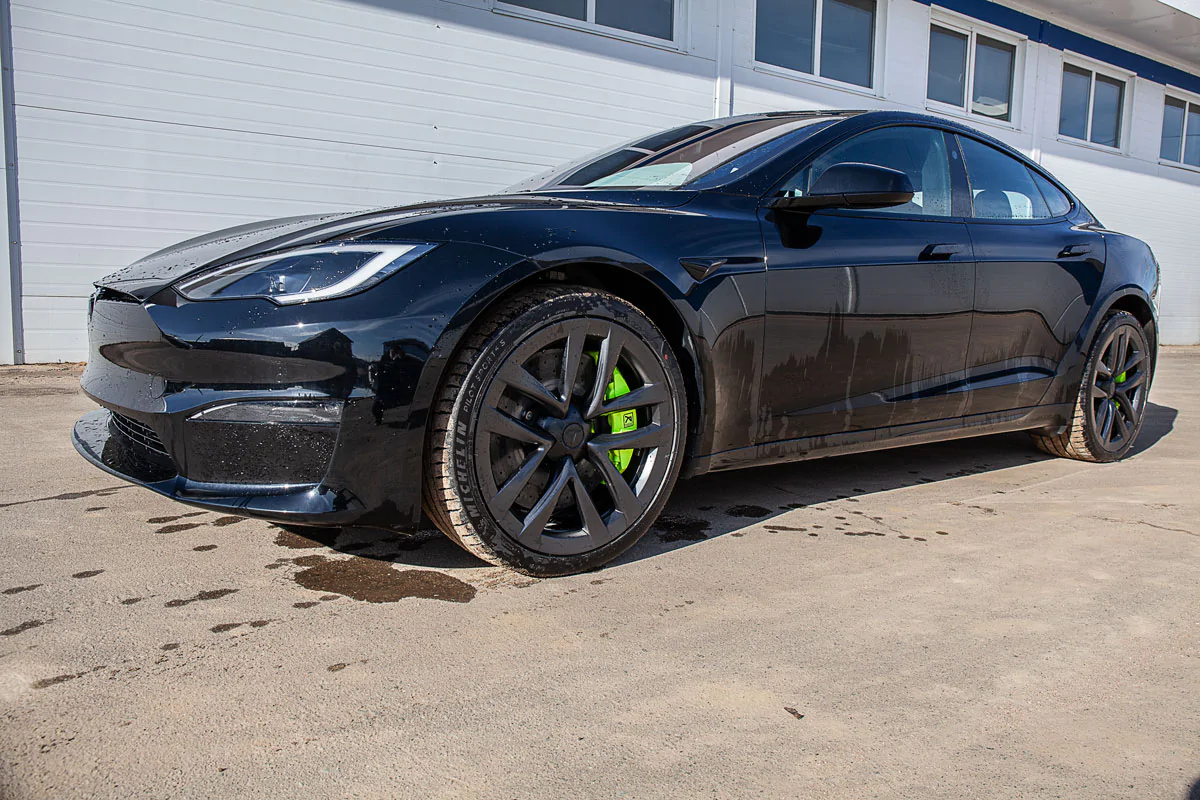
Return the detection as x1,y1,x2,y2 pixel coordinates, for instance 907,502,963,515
147,512,207,524
293,556,475,603
274,528,340,549
726,504,772,518
654,514,711,542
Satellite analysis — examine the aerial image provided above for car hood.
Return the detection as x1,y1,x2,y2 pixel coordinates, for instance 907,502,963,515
96,191,698,300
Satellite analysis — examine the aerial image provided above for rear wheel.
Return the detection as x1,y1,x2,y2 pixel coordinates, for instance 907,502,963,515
424,286,687,576
1031,310,1152,462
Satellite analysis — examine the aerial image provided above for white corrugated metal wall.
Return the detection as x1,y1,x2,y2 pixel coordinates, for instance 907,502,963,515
1,0,1198,362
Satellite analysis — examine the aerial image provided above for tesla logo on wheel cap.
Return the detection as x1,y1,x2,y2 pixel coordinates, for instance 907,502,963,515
562,423,585,448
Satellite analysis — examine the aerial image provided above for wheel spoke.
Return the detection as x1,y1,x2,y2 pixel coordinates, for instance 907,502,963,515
570,468,609,541
1097,400,1115,444
585,327,626,419
586,447,641,520
591,422,672,452
560,328,586,408
1112,403,1131,441
1090,380,1110,401
593,382,668,418
1120,347,1145,376
517,459,572,545
479,407,552,446
491,446,549,515
499,363,564,416
1120,370,1147,391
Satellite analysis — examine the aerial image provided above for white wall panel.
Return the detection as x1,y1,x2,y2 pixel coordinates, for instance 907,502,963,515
3,0,1199,359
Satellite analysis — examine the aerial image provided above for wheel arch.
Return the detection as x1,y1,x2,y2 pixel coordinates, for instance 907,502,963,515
419,259,711,472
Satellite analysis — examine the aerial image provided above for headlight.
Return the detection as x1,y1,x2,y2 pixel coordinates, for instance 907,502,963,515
175,242,436,304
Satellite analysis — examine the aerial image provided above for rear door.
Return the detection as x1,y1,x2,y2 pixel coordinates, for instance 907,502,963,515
759,125,975,442
955,135,1105,415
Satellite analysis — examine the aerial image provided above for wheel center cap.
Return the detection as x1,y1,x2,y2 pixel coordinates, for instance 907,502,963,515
561,423,586,449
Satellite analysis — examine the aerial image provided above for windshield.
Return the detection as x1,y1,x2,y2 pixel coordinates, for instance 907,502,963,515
505,115,843,192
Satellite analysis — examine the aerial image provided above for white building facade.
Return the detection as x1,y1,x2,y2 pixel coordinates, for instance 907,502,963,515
0,0,1198,363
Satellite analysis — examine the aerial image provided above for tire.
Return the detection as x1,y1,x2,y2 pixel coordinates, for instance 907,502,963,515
423,285,688,576
1031,310,1153,462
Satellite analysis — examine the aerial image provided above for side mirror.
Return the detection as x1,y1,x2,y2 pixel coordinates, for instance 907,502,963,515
770,162,915,212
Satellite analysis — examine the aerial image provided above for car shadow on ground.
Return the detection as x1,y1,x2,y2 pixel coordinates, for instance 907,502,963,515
276,402,1178,575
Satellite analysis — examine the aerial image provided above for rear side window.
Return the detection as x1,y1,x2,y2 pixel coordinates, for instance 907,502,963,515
782,125,954,217
1029,170,1072,217
958,136,1056,220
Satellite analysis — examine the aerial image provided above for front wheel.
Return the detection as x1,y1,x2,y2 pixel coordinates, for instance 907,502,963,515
423,286,688,576
1031,310,1153,462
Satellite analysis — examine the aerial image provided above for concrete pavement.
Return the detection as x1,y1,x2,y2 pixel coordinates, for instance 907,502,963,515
1,351,1197,799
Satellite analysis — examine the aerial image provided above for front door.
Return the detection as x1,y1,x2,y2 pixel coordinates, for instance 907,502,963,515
953,134,1106,416
759,125,975,444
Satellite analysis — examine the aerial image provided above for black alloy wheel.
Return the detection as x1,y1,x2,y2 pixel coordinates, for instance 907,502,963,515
424,286,687,576
1031,310,1153,462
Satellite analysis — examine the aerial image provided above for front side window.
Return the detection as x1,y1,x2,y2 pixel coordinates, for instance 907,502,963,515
958,136,1067,220
1160,95,1200,167
1058,62,1126,148
781,126,954,217
501,0,674,42
927,23,1017,122
755,0,877,89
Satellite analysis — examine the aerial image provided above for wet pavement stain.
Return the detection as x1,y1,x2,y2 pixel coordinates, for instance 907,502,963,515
120,597,143,605
193,544,218,552
764,525,806,532
211,622,243,634
147,512,208,524
164,588,238,608
2,584,41,595
72,570,104,579
654,514,711,542
32,673,78,689
2,619,49,637
156,523,206,535
160,643,180,651
327,663,348,672
726,504,772,518
936,530,950,536
274,528,338,549
784,707,805,720
843,531,887,537
293,601,319,609
85,506,105,512
0,485,129,509
210,516,245,527
293,557,476,603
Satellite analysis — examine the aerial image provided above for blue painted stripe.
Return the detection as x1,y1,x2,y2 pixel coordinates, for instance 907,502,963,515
916,0,1200,96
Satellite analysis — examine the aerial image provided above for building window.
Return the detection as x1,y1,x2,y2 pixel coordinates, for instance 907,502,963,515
755,0,878,89
926,22,1017,122
1160,95,1200,167
1058,62,1126,149
498,0,675,43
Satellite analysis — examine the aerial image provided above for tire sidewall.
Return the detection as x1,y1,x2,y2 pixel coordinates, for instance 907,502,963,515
447,290,687,576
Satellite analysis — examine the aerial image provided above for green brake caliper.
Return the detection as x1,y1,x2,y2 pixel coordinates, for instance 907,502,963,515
585,352,636,473
1113,371,1127,410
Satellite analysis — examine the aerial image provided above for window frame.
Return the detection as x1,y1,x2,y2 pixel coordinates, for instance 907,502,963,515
751,0,888,97
924,11,1025,130
954,133,1075,225
1159,87,1200,174
1056,54,1133,154
492,0,686,51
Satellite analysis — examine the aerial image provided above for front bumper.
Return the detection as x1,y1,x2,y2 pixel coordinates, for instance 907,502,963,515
72,408,361,523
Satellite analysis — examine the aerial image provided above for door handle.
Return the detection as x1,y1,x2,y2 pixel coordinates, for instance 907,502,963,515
1058,243,1094,258
919,243,967,261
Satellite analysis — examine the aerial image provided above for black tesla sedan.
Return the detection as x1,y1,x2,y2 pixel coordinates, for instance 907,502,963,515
74,110,1160,576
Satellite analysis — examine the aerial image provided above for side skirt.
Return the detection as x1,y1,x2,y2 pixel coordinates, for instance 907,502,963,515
682,403,1074,477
